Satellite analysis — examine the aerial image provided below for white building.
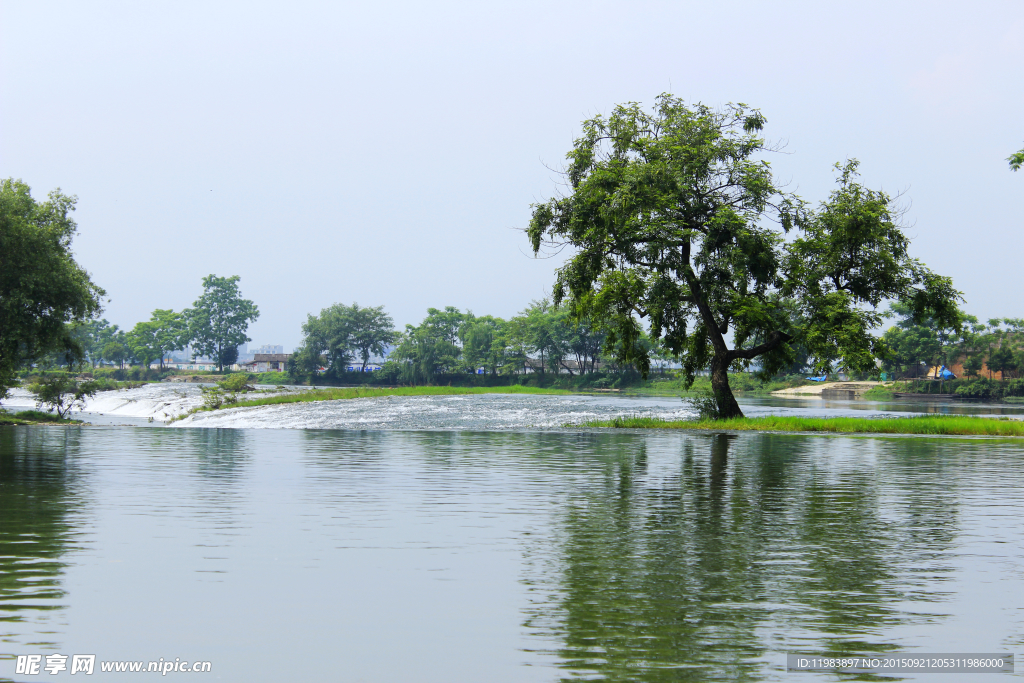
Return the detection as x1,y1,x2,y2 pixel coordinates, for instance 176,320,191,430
240,353,292,373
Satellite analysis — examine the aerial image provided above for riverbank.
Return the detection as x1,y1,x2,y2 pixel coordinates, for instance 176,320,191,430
580,414,1024,436
0,409,83,426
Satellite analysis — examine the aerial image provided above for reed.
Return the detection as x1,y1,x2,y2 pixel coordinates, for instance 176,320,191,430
579,414,1024,436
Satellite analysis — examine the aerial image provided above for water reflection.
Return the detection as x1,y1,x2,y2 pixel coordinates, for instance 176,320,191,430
745,396,1024,418
527,433,974,681
0,429,88,653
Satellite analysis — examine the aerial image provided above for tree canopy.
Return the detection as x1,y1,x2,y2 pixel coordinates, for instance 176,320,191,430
126,309,187,370
528,96,961,417
186,275,259,372
291,303,397,382
0,179,105,397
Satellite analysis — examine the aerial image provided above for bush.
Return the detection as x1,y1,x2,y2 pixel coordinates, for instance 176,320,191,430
218,374,254,392
28,374,99,418
683,389,720,420
1004,379,1024,398
956,379,995,399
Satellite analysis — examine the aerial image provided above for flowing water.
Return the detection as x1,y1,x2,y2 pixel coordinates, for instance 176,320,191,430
2,389,1023,681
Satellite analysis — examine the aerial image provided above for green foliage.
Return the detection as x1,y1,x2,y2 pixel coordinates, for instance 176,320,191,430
218,373,254,392
683,389,720,421
390,307,468,383
245,370,290,385
126,309,187,369
291,303,397,382
582,414,1024,436
954,378,1024,400
0,179,105,397
71,318,120,367
1009,146,1024,172
102,339,129,368
955,378,996,399
987,346,1018,378
0,408,81,425
528,96,960,419
28,373,99,418
185,275,259,372
963,354,983,378
199,386,226,410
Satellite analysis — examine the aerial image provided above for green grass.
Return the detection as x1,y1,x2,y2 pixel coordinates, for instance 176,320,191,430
862,386,896,400
579,414,1024,436
0,409,83,426
249,371,291,385
632,374,815,397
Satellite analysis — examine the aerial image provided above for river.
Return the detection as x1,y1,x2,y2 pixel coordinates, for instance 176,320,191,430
1,387,1022,681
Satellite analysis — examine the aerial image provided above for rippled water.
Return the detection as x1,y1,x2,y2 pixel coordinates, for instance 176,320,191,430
1,425,1023,681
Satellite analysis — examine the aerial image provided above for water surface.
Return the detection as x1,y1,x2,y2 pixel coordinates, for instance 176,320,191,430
2,426,1022,681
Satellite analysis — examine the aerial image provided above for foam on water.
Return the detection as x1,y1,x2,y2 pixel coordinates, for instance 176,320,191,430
2,383,206,421
7,382,1023,429
173,392,696,429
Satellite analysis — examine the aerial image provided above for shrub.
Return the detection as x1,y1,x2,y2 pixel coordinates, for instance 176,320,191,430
28,374,99,418
218,374,254,392
1004,379,1024,398
956,379,995,399
684,389,720,420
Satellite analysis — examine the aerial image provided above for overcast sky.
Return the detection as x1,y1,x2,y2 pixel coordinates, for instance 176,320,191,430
2,0,1021,350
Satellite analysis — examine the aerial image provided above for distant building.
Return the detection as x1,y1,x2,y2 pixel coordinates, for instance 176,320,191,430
241,353,292,373
158,360,219,371
251,344,284,355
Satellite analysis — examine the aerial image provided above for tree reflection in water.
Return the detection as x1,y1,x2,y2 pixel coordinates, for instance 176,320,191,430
0,429,88,653
525,432,962,682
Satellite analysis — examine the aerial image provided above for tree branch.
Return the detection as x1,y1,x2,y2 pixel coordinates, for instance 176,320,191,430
728,330,792,360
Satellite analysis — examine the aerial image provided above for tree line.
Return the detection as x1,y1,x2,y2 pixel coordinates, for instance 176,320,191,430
883,304,1024,381
72,275,259,373
0,177,259,401
288,300,672,385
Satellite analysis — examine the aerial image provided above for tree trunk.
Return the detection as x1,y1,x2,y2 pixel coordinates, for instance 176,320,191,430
710,354,743,419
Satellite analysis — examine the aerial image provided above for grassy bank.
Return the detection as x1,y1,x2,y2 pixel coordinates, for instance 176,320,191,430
0,409,83,426
580,414,1024,436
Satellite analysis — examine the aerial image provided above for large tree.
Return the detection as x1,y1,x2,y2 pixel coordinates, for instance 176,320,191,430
346,304,398,371
290,303,396,380
186,275,259,372
0,179,105,397
528,96,961,418
126,309,187,370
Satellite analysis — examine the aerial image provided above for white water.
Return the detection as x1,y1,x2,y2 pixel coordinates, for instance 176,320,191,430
7,383,1023,430
2,383,207,422
2,383,695,428
173,392,695,429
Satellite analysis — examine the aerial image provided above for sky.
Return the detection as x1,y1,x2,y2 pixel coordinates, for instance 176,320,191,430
2,0,1021,350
